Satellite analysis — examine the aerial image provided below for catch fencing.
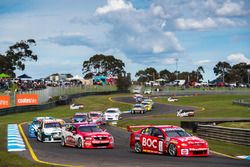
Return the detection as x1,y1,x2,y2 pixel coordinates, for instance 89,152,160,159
197,124,250,146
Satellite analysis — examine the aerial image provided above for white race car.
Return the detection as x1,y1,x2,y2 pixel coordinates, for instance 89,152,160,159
168,97,178,102
103,108,121,121
143,89,152,94
37,119,63,142
88,111,106,125
177,109,195,117
70,104,84,110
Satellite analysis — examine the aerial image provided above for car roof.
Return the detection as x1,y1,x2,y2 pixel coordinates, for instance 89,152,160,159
88,111,102,114
74,113,87,116
106,108,119,110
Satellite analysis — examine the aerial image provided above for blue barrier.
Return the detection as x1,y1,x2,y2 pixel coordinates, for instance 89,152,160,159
7,124,26,152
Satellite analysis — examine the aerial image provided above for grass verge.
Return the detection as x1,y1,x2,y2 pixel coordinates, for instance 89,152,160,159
218,122,250,129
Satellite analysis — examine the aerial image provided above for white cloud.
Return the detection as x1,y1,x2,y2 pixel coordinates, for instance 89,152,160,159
195,59,211,65
163,57,177,65
175,17,217,30
96,0,133,15
216,0,247,16
227,53,250,64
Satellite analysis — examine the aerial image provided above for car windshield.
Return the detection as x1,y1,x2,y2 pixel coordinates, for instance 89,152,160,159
142,102,148,105
74,115,87,119
78,126,103,132
106,110,117,113
44,122,61,128
90,113,100,117
165,129,191,137
134,104,142,108
33,120,39,125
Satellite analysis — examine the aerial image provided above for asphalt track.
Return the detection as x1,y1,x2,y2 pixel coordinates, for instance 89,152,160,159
21,97,250,167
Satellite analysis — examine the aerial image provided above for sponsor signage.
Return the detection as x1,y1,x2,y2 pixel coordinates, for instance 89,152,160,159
0,96,10,109
16,94,38,106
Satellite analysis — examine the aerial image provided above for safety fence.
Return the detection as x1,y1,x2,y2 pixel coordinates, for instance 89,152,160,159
197,125,250,146
0,90,125,116
233,98,250,107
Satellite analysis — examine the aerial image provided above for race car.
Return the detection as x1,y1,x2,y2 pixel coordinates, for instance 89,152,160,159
103,108,121,121
61,123,114,149
70,103,84,110
143,98,154,107
28,117,54,138
71,113,89,123
88,111,106,125
168,97,178,102
131,104,146,114
36,119,63,142
141,101,152,111
177,109,195,117
143,89,152,94
128,125,209,157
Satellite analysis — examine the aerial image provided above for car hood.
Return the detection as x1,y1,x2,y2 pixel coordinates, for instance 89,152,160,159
104,113,119,117
44,128,61,134
78,131,110,137
172,136,206,144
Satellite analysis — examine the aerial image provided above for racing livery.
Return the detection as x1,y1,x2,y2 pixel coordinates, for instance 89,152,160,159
88,111,106,125
128,125,209,156
177,109,195,117
104,108,121,121
141,101,152,111
61,123,114,149
37,119,63,142
28,117,53,138
70,104,84,110
131,104,145,114
71,113,89,123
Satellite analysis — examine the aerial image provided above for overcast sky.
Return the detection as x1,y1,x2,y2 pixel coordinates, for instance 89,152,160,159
0,0,249,80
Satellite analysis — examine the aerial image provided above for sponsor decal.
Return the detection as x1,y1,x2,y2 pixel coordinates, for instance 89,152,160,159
0,96,10,109
16,94,38,106
181,149,189,155
158,141,163,152
142,137,157,149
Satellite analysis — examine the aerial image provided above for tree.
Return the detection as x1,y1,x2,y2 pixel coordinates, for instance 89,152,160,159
213,61,231,83
159,69,175,81
230,63,250,83
116,74,131,91
135,67,158,82
196,66,205,82
82,54,125,79
0,39,37,77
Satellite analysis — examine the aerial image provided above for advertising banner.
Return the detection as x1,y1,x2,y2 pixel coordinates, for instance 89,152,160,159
0,96,10,109
16,94,39,106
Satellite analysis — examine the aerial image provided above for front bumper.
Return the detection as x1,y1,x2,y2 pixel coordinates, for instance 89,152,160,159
42,133,62,142
83,140,114,149
178,147,209,156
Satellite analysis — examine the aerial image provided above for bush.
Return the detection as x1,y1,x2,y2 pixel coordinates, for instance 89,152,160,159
116,75,131,91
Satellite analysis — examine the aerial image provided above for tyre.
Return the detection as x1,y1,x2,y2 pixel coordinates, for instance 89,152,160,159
168,144,177,156
77,138,82,148
61,136,65,147
134,141,142,153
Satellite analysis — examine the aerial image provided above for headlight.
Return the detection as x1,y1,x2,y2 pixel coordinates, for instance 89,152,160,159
181,143,188,147
85,137,92,140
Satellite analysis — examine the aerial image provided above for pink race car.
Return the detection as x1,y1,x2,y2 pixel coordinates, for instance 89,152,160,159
61,123,114,149
128,125,209,157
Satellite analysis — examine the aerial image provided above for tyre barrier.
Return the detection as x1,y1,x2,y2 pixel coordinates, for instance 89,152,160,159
197,125,250,146
232,98,250,107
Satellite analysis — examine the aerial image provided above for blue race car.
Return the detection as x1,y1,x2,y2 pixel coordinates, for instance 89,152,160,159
28,117,53,138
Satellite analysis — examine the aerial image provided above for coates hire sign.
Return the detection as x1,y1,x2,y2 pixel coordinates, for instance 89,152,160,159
0,96,10,109
16,94,39,106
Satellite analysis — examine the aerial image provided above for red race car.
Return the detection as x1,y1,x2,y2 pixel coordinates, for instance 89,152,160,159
61,123,114,149
128,125,209,157
88,111,106,125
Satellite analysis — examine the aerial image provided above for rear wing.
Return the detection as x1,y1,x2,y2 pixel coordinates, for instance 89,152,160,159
127,125,153,132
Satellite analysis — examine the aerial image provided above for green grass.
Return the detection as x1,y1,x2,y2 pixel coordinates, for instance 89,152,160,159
154,94,250,117
218,122,250,129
